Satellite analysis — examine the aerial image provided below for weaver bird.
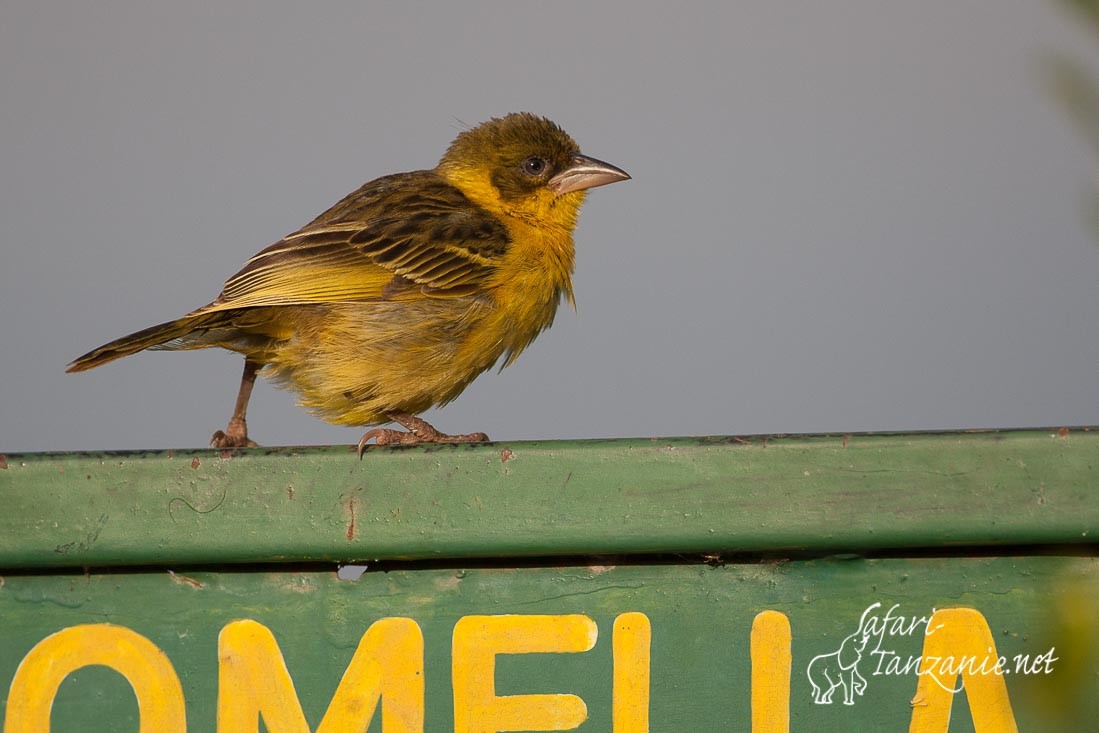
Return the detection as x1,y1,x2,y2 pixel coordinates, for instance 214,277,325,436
67,113,630,455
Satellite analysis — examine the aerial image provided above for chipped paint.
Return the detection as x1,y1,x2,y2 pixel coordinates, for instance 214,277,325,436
167,570,204,590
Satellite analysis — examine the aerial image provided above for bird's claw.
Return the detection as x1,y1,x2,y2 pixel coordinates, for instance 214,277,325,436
210,415,257,449
357,428,415,457
210,430,258,449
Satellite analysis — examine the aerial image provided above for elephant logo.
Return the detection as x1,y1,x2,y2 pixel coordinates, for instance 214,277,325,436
806,604,879,705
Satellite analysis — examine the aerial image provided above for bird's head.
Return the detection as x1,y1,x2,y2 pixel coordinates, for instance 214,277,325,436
437,113,629,229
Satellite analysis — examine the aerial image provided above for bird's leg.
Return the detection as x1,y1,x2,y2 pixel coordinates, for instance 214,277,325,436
211,359,261,448
357,411,489,457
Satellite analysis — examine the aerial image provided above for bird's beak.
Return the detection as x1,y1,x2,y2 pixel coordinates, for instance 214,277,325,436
548,154,631,195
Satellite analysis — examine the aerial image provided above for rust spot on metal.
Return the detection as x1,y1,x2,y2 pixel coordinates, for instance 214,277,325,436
191,457,201,469
1058,427,1069,438
347,497,357,540
500,447,513,463
0,455,7,469
167,570,204,589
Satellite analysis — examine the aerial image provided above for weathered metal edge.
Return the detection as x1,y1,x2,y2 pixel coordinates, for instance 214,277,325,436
0,428,1095,569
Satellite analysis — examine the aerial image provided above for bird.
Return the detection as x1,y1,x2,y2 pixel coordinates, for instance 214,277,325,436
67,113,630,455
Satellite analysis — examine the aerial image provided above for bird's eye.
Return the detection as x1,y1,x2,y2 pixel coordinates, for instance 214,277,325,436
521,156,548,177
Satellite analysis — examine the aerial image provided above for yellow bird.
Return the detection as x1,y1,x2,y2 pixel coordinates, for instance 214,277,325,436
67,113,630,454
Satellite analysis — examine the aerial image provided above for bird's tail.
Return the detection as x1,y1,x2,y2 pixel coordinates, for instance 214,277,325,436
66,311,230,373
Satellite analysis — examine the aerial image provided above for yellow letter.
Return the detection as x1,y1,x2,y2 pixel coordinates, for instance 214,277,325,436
751,611,791,733
452,614,597,733
218,617,423,733
908,608,1017,733
613,612,651,733
4,623,185,733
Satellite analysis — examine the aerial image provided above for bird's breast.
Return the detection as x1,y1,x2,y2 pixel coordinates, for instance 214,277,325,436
476,224,576,367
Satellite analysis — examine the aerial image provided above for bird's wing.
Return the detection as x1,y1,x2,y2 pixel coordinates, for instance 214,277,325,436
200,172,510,312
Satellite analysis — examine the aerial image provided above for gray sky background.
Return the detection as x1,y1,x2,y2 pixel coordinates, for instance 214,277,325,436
2,2,1098,452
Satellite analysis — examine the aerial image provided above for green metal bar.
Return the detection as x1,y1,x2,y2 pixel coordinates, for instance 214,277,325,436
0,429,1096,569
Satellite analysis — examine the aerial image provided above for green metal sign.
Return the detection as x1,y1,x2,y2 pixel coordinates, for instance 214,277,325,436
0,429,1096,731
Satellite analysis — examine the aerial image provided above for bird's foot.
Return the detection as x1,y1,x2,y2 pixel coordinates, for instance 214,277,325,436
210,417,258,449
357,413,488,458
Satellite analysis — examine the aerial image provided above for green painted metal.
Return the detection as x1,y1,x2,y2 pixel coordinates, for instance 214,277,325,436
1,429,1097,730
0,429,1096,569
0,557,1096,731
